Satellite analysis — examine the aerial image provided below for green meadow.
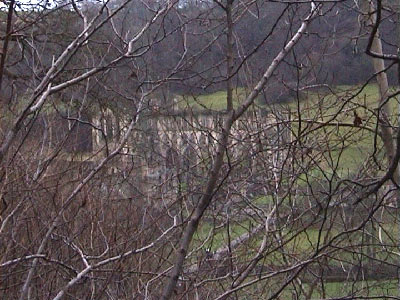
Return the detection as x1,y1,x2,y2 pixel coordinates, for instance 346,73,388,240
190,84,400,297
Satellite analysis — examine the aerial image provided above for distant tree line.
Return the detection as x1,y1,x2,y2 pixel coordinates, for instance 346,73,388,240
2,0,398,107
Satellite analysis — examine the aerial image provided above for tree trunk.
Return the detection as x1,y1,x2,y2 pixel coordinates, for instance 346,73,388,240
361,0,394,163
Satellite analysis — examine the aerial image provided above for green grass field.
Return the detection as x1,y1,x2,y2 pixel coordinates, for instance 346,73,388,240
190,84,400,297
178,88,253,110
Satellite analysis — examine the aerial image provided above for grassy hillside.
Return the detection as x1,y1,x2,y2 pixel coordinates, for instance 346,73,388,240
179,84,396,174
192,84,400,296
178,88,253,110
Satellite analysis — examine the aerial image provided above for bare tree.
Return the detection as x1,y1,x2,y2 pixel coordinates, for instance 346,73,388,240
2,0,400,299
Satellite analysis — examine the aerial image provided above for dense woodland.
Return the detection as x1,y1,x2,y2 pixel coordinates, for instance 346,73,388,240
2,0,400,299
1,0,397,101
